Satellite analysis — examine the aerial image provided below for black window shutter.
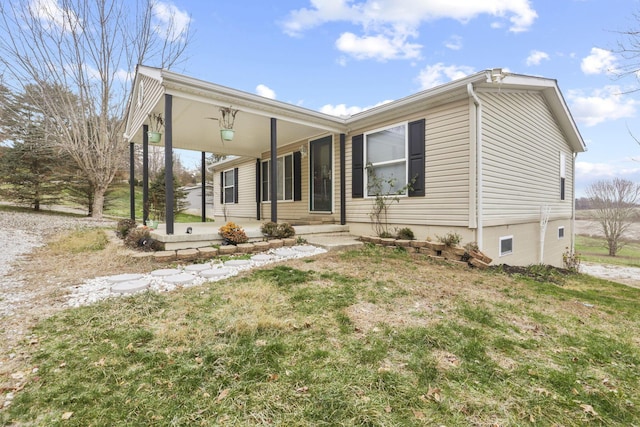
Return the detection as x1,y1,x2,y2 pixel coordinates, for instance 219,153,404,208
560,177,565,201
408,119,425,197
219,171,224,204
352,134,364,198
234,168,239,204
293,151,302,201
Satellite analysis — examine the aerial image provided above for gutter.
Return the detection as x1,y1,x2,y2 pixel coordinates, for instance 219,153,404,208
467,83,483,250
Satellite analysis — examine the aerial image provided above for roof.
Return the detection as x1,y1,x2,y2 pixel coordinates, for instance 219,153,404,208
123,66,586,156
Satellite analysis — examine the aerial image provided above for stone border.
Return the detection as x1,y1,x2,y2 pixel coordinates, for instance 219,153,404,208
130,238,299,263
359,236,492,269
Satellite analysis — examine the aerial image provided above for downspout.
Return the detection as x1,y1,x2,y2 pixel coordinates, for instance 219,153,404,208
467,83,483,251
571,152,577,256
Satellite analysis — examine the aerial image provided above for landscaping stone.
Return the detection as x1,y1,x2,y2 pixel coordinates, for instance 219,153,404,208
268,239,284,249
252,241,270,252
150,268,181,277
111,279,150,294
184,263,212,273
368,236,382,245
426,242,446,251
410,240,428,248
236,243,255,253
218,245,238,255
224,259,251,267
251,254,274,262
164,273,196,285
275,248,296,257
200,267,234,278
153,250,176,262
470,258,490,269
283,238,296,247
176,249,199,261
198,247,219,259
395,239,412,248
419,247,436,256
381,238,396,246
106,273,144,284
294,245,317,253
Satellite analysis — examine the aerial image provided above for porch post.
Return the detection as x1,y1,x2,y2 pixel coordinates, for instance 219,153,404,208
129,141,135,220
164,94,174,235
201,151,206,222
255,158,261,220
340,133,346,225
142,124,149,225
270,118,277,223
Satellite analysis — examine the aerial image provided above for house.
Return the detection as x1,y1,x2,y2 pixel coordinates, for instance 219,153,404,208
124,65,586,267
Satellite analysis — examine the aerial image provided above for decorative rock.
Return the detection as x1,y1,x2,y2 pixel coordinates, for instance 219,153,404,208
224,259,251,267
164,273,196,285
268,239,284,249
395,239,412,248
419,247,436,255
425,242,446,251
381,238,396,247
176,249,199,261
368,236,382,245
470,258,490,269
184,263,212,273
410,240,428,248
111,279,150,294
294,245,316,253
236,243,255,254
251,254,274,262
106,273,144,284
274,248,296,257
201,267,233,278
218,245,238,255
151,268,182,277
198,247,219,259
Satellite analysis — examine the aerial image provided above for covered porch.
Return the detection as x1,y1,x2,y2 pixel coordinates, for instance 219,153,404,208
123,65,350,247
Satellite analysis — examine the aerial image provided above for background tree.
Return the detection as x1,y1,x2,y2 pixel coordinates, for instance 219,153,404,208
0,0,191,218
586,178,640,256
0,84,71,210
148,168,187,221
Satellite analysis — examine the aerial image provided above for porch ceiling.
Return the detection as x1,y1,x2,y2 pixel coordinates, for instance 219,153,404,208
125,66,349,158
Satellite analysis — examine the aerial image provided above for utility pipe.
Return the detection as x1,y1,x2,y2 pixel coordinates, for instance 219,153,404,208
467,83,484,251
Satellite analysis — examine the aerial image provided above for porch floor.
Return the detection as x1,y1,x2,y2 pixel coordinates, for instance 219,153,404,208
150,221,362,251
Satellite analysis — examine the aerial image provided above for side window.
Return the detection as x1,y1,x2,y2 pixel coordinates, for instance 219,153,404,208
499,236,513,257
223,169,235,204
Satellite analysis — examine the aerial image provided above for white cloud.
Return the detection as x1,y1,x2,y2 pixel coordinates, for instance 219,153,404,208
282,0,537,61
568,86,637,127
30,0,79,32
153,1,191,42
417,63,475,90
526,50,549,66
320,100,393,118
581,47,617,75
256,84,276,99
444,35,463,51
336,32,421,61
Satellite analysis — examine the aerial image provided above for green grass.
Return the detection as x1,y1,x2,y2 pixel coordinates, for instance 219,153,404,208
575,234,640,267
2,248,640,426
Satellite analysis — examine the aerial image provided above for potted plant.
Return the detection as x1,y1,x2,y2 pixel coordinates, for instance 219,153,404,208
147,113,164,143
219,107,238,141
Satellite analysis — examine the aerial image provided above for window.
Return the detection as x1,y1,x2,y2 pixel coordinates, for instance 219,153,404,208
365,123,407,196
558,226,565,239
262,154,294,202
560,152,566,201
223,169,235,204
499,236,513,257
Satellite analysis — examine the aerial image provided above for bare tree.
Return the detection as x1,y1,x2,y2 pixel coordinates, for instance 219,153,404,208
0,0,191,217
586,178,640,256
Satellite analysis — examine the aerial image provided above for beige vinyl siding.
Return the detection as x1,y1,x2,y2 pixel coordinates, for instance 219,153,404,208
481,91,574,226
128,74,164,141
346,99,471,227
212,160,256,219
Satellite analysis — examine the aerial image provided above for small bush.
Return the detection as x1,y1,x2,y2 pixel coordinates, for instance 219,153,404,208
379,231,394,238
562,247,581,272
219,221,249,245
116,218,137,239
260,221,296,239
437,232,462,247
123,226,160,251
464,241,479,253
396,227,415,240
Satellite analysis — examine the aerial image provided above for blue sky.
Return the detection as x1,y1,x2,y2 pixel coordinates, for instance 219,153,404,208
166,0,640,197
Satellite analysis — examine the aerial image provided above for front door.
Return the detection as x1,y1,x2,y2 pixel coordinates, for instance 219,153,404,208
310,136,332,212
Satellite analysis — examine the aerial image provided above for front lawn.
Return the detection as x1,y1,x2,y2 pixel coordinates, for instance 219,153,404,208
2,244,639,426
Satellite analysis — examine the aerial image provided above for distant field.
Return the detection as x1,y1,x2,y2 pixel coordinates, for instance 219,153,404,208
575,235,640,267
